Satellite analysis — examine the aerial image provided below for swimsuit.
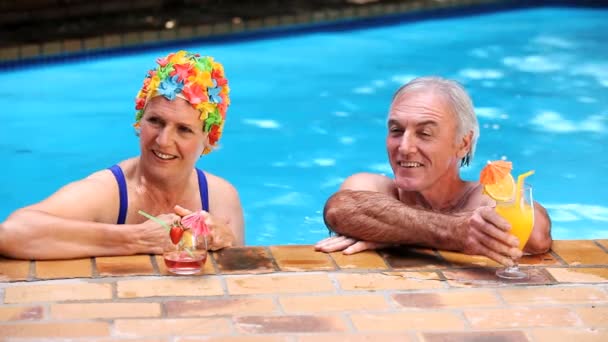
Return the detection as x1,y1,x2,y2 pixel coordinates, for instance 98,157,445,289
108,165,209,224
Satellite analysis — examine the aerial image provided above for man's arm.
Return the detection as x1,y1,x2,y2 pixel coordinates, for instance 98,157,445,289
315,173,522,265
0,172,175,260
323,189,521,265
524,203,552,254
325,190,453,246
320,172,467,248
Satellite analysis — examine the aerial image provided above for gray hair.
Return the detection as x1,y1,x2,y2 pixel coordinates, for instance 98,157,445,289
391,76,479,167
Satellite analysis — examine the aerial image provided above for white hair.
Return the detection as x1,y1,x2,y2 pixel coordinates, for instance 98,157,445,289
391,76,479,167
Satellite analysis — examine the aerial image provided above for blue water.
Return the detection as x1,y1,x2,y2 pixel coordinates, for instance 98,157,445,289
1,7,607,245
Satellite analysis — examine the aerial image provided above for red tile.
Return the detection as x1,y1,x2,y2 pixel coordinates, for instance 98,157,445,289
421,331,529,342
442,268,554,287
518,252,562,266
464,307,578,329
0,306,43,321
96,255,155,276
0,258,30,281
381,247,449,270
165,298,275,317
552,240,608,265
531,328,608,342
270,246,335,271
548,268,608,283
35,259,92,279
297,335,412,342
235,315,346,333
336,272,443,291
438,251,500,268
213,247,275,274
330,251,388,270
393,290,500,308
0,322,109,338
351,311,464,331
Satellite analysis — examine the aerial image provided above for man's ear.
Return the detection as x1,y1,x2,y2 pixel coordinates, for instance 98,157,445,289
457,131,473,159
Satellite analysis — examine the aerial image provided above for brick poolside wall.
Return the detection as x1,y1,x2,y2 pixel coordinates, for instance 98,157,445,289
0,241,607,340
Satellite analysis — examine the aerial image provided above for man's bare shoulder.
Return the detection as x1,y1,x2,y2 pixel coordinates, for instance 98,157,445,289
341,173,398,196
461,181,493,211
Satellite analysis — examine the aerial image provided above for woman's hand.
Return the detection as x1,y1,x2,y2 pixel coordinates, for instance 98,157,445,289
136,213,180,254
174,205,236,251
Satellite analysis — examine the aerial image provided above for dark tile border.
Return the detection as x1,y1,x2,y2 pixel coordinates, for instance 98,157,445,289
1,0,606,71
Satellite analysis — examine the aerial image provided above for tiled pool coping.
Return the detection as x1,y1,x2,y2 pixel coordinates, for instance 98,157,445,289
0,240,607,340
0,0,558,68
4,0,607,70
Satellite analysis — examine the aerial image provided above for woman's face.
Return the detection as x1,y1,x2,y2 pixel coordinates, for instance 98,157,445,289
138,96,208,179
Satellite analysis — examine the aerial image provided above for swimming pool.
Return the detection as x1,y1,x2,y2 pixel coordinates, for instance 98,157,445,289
1,6,607,245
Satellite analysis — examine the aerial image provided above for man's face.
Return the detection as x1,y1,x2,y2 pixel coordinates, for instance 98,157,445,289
386,90,467,192
138,96,208,179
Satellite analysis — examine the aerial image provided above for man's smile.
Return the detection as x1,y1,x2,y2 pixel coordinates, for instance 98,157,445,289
398,161,424,168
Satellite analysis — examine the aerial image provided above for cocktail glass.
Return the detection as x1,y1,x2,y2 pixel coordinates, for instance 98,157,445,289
495,184,534,280
163,230,207,275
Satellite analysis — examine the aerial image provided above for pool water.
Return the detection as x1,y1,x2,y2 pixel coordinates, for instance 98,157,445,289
1,7,607,245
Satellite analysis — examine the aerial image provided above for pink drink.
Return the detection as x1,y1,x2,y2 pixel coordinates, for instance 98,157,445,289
163,250,207,275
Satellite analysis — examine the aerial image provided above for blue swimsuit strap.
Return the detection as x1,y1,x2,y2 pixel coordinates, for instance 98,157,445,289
108,165,128,225
196,168,210,212
109,166,209,224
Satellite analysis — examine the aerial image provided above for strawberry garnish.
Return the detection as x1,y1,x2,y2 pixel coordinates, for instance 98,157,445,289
169,225,184,245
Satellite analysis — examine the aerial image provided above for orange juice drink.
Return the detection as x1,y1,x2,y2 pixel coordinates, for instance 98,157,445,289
480,161,536,280
495,201,534,250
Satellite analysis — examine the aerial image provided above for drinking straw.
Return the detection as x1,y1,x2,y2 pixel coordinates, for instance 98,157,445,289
516,170,535,205
138,210,171,232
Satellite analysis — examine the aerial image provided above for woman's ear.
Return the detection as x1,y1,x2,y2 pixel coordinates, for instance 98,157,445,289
199,132,211,156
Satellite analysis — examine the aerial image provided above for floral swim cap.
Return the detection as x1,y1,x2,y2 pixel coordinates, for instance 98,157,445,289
134,50,230,155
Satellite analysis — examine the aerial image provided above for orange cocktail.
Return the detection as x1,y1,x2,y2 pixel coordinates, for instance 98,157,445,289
495,188,534,250
480,161,535,280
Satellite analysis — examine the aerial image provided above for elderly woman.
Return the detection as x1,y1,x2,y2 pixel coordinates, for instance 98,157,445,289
0,50,244,260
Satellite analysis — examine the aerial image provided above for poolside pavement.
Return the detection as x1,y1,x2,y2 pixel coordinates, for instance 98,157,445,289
0,240,607,341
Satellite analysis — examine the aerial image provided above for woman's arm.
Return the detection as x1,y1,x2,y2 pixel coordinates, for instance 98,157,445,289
0,172,176,259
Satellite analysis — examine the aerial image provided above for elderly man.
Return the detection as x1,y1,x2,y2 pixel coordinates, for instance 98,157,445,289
315,76,552,266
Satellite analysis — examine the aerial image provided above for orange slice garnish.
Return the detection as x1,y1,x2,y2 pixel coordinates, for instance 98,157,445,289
181,230,195,249
483,173,515,202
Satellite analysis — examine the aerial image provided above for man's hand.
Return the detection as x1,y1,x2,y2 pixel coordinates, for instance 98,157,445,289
458,206,522,266
174,205,236,251
315,235,392,255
